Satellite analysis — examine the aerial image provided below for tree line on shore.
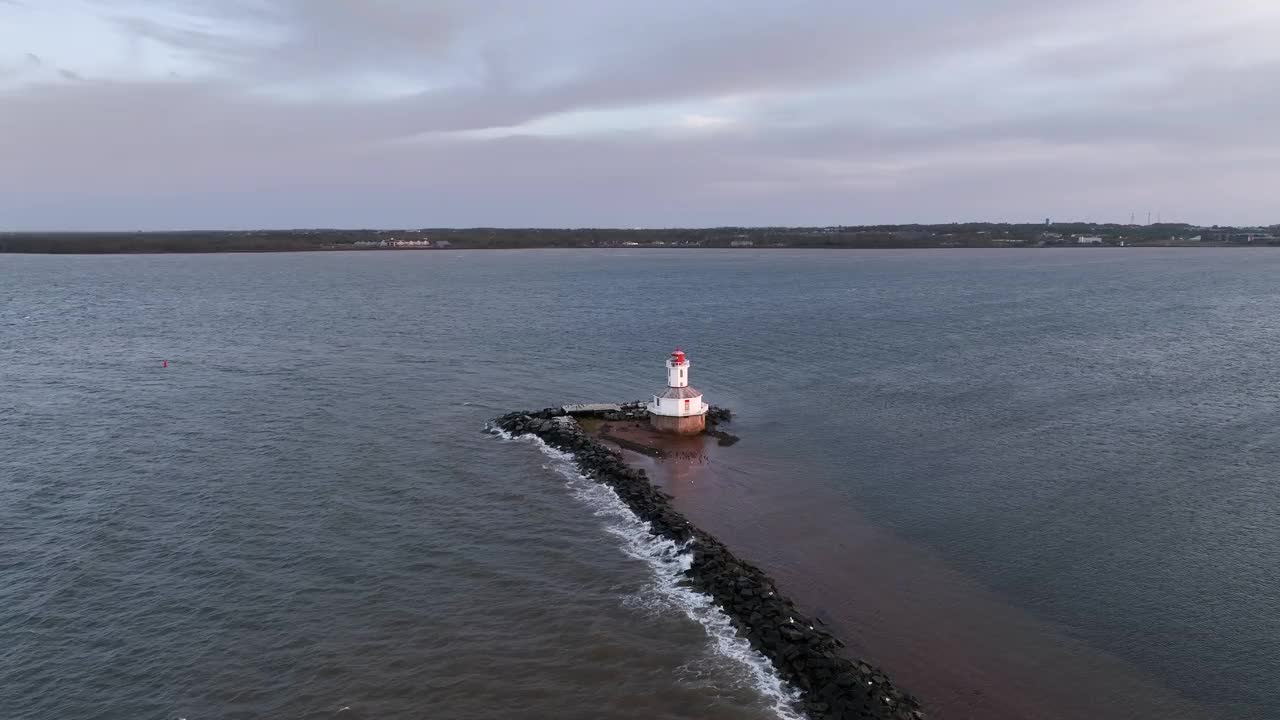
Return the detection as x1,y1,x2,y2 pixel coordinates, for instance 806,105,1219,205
2,223,1276,253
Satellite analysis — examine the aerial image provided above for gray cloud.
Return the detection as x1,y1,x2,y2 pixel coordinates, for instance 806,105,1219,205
1,0,1278,229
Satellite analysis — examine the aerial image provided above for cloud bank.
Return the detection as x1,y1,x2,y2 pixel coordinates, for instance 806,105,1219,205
2,0,1278,229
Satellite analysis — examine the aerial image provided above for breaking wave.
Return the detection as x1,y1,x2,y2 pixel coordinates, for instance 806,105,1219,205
492,426,805,720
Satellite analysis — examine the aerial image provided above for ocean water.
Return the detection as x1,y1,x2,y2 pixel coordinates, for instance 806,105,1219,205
2,248,1277,719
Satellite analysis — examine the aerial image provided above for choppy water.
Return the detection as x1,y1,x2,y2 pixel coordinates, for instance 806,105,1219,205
2,249,1278,719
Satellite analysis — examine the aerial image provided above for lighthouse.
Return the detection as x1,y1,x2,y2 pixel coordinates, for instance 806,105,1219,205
647,348,708,434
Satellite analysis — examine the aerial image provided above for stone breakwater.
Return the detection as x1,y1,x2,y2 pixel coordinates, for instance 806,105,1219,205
492,407,924,720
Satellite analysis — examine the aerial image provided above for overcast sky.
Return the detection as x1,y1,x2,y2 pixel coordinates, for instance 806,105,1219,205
2,0,1278,230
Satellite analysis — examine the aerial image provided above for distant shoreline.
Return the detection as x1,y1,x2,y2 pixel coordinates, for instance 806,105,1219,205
1,244,1266,255
2,224,1276,253
2,243,1259,254
0,244,1267,254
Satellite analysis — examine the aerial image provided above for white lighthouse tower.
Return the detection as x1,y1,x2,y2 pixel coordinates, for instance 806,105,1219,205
647,348,708,434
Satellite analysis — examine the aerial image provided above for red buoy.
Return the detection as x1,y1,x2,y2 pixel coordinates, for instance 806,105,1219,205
163,359,168,368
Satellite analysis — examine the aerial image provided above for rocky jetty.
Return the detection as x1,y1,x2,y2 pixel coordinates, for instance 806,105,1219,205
492,406,923,720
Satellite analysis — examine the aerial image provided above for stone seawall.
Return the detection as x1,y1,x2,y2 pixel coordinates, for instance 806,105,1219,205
492,406,924,720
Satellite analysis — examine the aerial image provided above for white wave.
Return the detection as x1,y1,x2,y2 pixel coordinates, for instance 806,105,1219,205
493,427,805,720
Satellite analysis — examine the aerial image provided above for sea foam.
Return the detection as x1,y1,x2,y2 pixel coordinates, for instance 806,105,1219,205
493,427,804,720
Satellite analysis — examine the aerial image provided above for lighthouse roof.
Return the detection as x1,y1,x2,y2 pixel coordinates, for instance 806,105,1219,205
657,386,702,400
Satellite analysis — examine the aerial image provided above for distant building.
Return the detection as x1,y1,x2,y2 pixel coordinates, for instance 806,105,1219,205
729,239,754,247
1077,236,1103,245
1204,230,1276,243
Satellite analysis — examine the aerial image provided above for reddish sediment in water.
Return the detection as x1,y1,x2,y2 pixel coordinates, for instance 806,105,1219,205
496,409,924,720
589,419,1210,720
